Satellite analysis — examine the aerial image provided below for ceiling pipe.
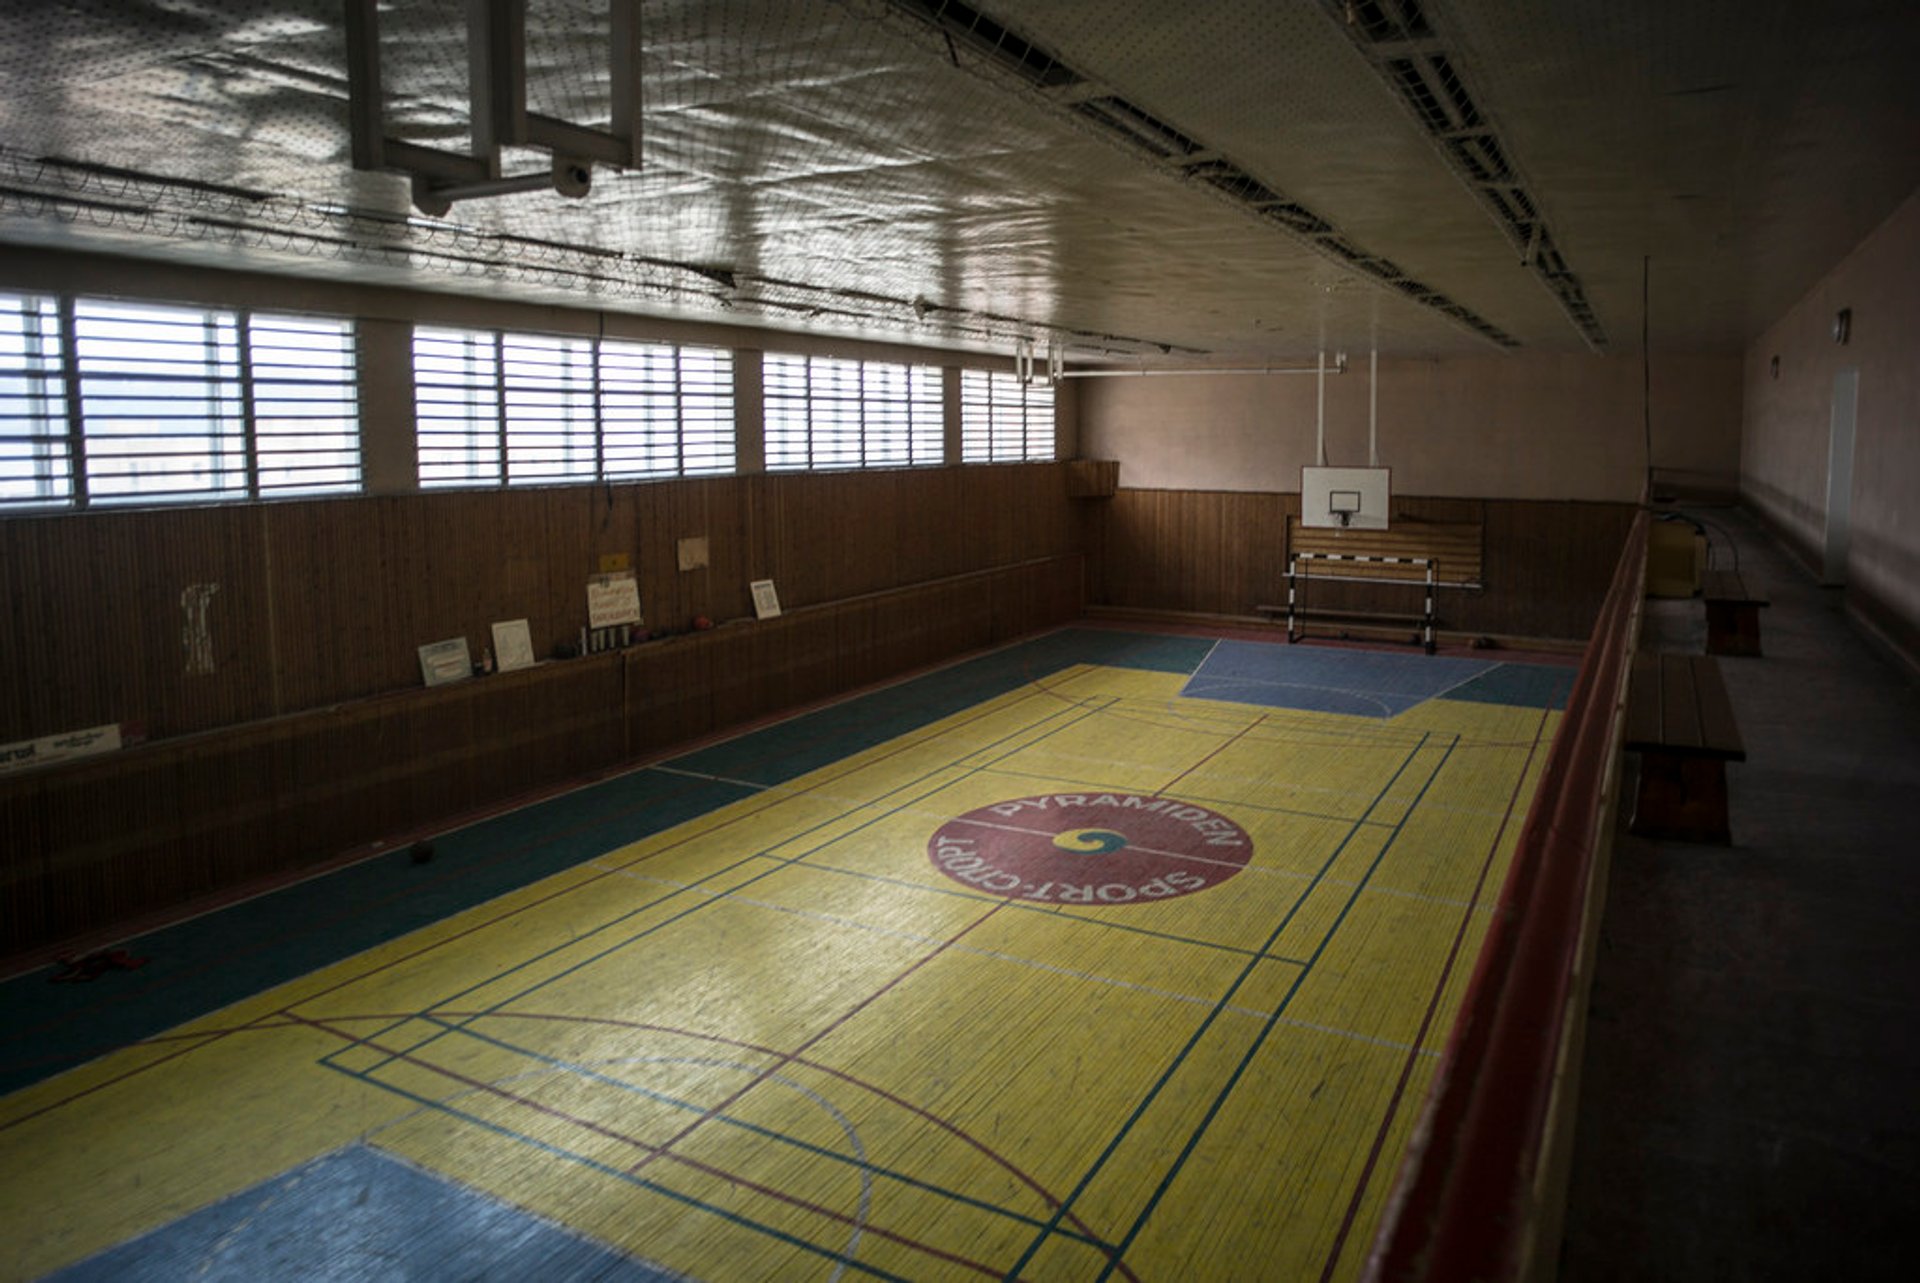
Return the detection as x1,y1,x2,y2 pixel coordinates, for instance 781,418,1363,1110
1056,357,1349,379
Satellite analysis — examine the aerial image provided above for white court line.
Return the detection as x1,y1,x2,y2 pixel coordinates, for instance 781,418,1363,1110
588,861,1439,1061
651,763,773,791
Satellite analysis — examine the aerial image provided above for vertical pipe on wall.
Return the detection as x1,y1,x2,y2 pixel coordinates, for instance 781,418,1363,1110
1369,347,1379,468
1316,349,1327,466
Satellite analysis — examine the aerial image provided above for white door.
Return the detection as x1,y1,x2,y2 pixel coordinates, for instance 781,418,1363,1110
1824,368,1858,585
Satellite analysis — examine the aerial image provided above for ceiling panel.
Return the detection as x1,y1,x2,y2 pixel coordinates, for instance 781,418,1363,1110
0,0,1915,362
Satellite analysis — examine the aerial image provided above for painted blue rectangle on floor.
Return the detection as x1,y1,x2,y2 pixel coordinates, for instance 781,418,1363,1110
47,1144,681,1282
1180,641,1497,718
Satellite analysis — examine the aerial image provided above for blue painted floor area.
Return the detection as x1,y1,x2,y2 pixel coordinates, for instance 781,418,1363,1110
46,1144,681,1282
1441,660,1578,710
671,627,1213,787
0,627,1216,1096
1181,641,1575,718
1182,641,1497,717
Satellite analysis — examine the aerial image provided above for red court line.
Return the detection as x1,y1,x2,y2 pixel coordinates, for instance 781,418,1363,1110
1315,705,1554,1282
5,649,1076,1017
0,1014,282,1134
0,685,1059,1116
289,1011,1018,1280
1152,707,1269,797
464,1008,1131,1270
628,900,1008,1180
45,1001,1126,1268
607,885,1134,1281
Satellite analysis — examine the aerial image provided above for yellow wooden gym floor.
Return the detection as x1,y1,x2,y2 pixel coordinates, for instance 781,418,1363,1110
0,629,1568,1281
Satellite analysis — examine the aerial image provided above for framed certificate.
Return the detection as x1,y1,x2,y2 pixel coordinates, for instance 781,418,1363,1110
750,579,781,620
491,619,536,672
418,636,472,687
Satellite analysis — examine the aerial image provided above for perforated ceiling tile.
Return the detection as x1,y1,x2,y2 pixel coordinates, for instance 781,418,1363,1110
0,1,1916,359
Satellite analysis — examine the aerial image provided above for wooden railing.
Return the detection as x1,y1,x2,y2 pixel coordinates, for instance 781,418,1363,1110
1366,509,1650,1282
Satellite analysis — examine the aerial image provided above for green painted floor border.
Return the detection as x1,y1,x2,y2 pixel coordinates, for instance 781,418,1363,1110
0,627,1215,1097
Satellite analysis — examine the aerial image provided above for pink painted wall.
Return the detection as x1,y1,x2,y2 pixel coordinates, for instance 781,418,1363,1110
1743,186,1920,655
1079,350,1740,502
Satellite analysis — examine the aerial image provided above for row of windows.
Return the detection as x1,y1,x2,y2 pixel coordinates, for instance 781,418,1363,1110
2,295,358,508
413,327,736,488
2,296,1058,511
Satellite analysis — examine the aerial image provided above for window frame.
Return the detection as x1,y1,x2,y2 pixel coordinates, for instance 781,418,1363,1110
0,291,361,512
763,352,945,473
413,325,737,490
961,368,1056,464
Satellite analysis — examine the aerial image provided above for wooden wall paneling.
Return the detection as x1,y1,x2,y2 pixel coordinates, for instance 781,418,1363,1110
635,478,684,632
821,473,899,603
457,660,625,811
894,468,966,584
992,557,1083,641
1470,501,1636,639
1286,513,1486,584
417,489,539,670
465,675,535,807
706,475,752,626
990,562,1040,642
174,722,281,893
274,701,403,861
367,495,437,698
775,611,841,710
672,475,750,628
1112,489,1170,608
262,500,349,714
829,597,873,692
476,488,557,667
761,473,824,608
266,497,412,712
865,587,917,678
0,518,45,738
624,639,713,758
737,473,774,597
0,506,271,742
36,747,185,940
0,777,49,950
539,486,600,659
388,686,459,832
837,472,898,603
704,619,770,731
105,506,271,739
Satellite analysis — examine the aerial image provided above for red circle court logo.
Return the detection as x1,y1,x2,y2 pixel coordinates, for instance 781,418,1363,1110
927,793,1253,905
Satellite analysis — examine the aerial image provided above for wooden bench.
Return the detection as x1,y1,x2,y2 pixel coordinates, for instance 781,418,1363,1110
1257,517,1484,653
1701,568,1769,657
1624,653,1746,843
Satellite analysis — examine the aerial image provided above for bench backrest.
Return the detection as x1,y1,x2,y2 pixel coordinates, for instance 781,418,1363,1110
1286,516,1484,586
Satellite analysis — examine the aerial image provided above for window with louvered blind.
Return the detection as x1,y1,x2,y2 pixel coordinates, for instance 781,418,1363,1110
414,326,735,487
960,369,1055,463
0,294,360,510
763,353,943,472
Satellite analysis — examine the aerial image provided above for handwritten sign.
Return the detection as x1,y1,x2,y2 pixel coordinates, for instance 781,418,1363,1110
587,573,643,628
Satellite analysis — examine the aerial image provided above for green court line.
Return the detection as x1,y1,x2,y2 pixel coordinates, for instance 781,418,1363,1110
350,696,1117,1076
998,730,1441,1279
1090,734,1464,1280
410,1015,1116,1250
1,629,1210,1097
316,1061,917,1283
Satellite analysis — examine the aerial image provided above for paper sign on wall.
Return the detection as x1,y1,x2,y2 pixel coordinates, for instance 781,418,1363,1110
587,573,643,628
750,579,782,620
0,723,122,776
418,637,472,687
491,619,536,672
